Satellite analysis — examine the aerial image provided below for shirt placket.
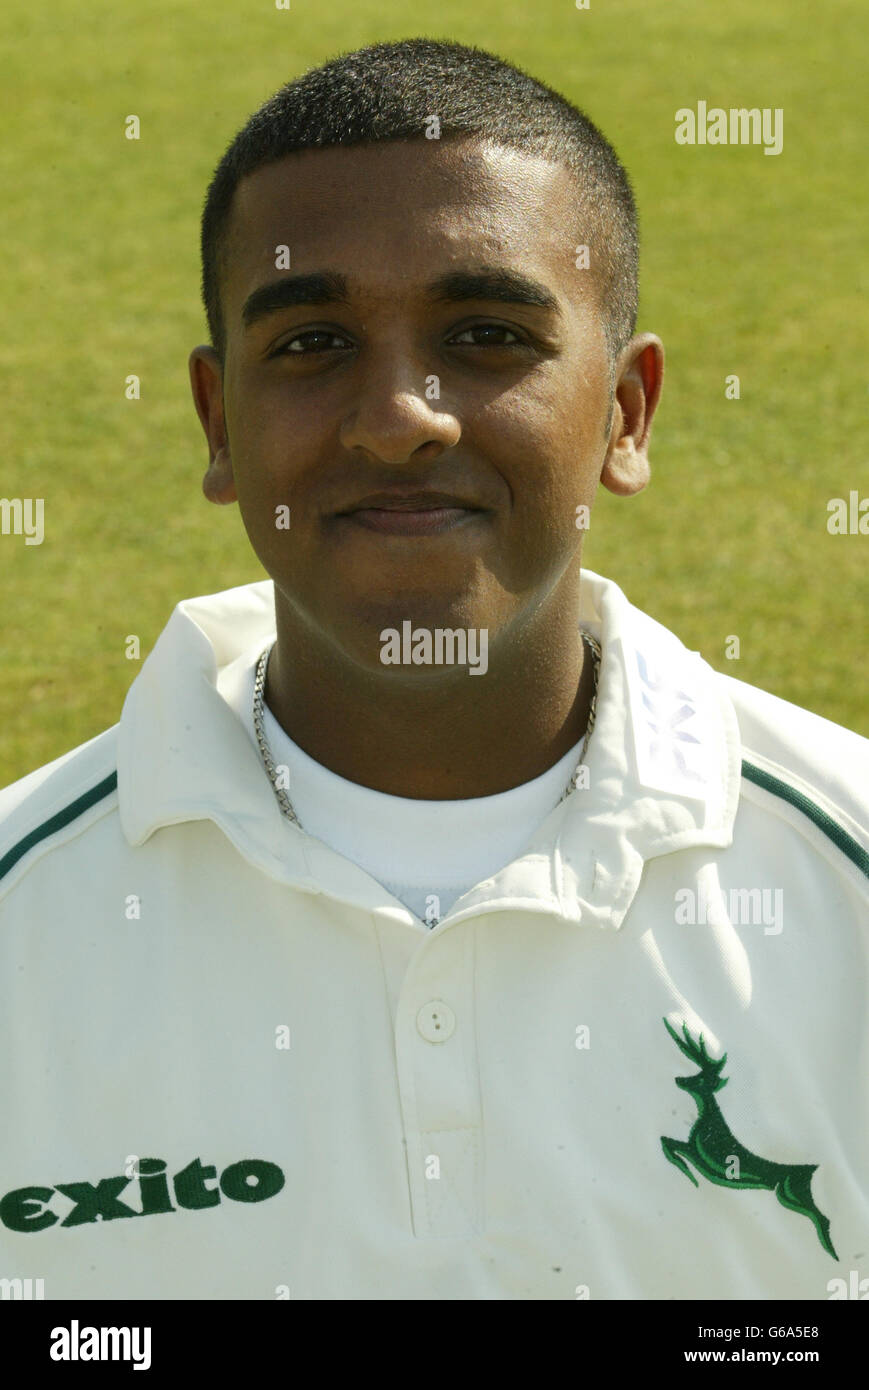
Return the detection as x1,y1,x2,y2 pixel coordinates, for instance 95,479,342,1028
393,922,483,1237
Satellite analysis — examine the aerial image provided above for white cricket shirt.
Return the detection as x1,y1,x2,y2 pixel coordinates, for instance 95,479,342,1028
221,647,587,923
0,569,867,1301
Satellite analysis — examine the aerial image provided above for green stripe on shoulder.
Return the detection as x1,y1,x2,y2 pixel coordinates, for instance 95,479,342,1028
741,759,869,880
0,771,118,886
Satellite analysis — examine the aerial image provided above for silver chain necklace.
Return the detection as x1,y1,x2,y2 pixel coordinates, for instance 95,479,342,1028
252,630,601,829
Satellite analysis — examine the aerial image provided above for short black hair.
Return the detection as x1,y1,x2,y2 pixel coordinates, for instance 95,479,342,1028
200,38,639,367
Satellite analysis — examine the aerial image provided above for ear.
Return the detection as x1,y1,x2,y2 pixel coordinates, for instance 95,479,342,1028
600,333,664,498
189,345,237,505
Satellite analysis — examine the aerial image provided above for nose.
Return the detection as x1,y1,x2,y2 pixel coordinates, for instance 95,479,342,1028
338,355,461,464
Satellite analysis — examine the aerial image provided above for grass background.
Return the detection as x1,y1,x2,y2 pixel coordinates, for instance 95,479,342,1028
1,0,866,787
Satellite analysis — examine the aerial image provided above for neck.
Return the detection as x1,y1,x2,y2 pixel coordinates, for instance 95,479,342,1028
263,592,593,801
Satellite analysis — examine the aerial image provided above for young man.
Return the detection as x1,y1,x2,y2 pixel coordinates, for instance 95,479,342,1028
1,39,866,1301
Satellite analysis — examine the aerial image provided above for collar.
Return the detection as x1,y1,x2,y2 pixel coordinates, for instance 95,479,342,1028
116,571,742,930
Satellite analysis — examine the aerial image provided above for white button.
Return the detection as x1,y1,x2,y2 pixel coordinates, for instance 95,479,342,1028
416,1000,456,1042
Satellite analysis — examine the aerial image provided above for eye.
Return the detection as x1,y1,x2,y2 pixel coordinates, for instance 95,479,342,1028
447,322,525,347
274,329,353,355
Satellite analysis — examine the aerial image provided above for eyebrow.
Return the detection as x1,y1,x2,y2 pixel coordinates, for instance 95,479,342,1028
427,268,559,312
241,266,560,329
242,272,349,328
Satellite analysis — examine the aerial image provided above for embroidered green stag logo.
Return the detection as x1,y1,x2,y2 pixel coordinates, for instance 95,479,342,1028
660,1018,837,1260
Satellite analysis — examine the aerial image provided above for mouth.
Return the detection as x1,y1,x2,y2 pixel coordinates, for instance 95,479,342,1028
338,506,484,536
333,491,490,537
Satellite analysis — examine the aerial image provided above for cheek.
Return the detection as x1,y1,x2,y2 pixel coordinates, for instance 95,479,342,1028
473,380,606,541
225,382,320,554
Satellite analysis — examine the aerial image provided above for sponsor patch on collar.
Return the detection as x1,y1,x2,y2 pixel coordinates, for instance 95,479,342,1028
627,644,712,801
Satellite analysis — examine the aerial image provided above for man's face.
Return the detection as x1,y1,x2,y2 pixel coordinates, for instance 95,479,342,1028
193,138,655,674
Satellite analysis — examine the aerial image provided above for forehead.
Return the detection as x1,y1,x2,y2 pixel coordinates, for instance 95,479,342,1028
221,139,590,314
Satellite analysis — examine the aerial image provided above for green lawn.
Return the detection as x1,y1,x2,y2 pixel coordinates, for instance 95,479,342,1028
1,0,866,787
